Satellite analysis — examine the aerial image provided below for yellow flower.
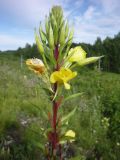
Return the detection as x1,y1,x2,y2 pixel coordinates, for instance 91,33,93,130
50,68,77,89
65,130,75,138
68,46,103,66
26,58,45,74
68,46,86,62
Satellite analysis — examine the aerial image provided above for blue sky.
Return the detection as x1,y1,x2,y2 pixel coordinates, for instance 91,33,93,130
0,0,120,51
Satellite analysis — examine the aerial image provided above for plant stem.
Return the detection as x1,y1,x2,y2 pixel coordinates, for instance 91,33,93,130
52,100,58,159
51,45,60,159
59,144,62,160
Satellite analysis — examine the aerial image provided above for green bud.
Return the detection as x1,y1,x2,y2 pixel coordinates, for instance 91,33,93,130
48,24,54,48
50,14,54,29
52,6,63,20
65,21,69,39
39,25,46,43
78,56,104,66
52,14,57,28
54,25,58,45
68,28,74,46
59,16,64,28
45,17,49,37
59,24,65,46
51,15,58,45
35,30,44,55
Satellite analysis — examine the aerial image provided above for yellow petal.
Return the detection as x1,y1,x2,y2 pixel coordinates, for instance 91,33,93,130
71,71,77,78
64,82,70,90
65,130,75,138
26,58,45,74
50,68,77,89
70,139,75,142
68,46,87,62
50,72,58,83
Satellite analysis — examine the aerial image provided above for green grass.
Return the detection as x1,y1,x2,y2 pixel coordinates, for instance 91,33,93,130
0,53,120,159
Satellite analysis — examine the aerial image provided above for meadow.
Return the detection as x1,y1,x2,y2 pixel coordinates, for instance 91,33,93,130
0,53,120,160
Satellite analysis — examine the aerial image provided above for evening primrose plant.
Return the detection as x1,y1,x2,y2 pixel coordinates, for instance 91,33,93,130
26,6,103,159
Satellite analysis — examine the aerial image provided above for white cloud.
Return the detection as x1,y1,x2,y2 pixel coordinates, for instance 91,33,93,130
100,0,120,14
0,0,66,27
0,0,120,50
0,0,72,51
73,0,120,44
83,6,95,20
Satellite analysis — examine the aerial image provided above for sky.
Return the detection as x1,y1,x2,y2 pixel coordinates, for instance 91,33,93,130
0,0,120,51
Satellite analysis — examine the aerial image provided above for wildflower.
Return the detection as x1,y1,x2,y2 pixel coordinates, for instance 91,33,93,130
26,58,45,74
23,75,27,79
50,68,77,89
101,117,110,129
117,142,120,146
68,46,103,66
65,130,75,138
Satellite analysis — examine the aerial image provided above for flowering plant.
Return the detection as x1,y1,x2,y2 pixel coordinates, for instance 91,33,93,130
26,6,103,159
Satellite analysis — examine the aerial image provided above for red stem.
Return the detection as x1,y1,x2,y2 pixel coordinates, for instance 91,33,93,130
52,100,58,150
59,144,62,160
52,45,60,158
54,45,59,62
48,44,63,159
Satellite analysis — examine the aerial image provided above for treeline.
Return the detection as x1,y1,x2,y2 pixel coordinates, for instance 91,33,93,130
73,32,120,73
2,32,120,73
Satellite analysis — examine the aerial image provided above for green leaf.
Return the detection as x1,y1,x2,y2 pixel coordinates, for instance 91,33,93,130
36,142,44,151
43,87,53,96
28,101,48,119
61,107,77,123
63,92,83,104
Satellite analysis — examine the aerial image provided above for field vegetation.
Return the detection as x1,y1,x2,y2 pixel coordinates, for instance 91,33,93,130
0,49,120,159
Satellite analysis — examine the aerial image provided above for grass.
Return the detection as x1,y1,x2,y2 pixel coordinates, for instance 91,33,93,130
0,53,120,159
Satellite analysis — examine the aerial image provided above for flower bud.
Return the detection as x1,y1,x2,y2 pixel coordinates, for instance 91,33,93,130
65,21,69,39
50,14,56,29
45,17,49,37
59,23,65,46
35,30,44,55
78,56,104,66
68,28,74,46
39,25,46,43
54,25,58,45
51,14,58,45
48,24,54,48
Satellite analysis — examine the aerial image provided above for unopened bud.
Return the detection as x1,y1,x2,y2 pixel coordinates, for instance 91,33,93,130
59,24,65,46
68,28,74,46
45,17,49,36
35,30,44,55
39,25,46,43
65,21,69,39
48,24,54,48
54,25,58,45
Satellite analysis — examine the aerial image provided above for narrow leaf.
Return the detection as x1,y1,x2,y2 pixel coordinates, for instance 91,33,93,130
61,107,77,123
63,92,83,103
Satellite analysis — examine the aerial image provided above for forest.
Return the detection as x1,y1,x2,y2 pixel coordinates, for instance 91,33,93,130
1,32,120,73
